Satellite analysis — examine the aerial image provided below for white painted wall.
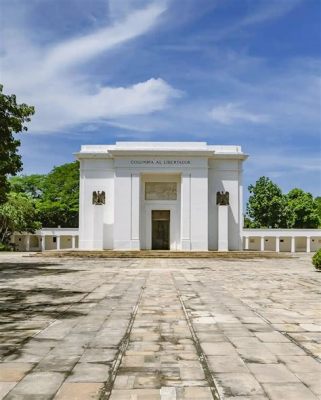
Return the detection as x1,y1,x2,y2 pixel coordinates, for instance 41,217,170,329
76,142,247,251
243,229,321,252
141,174,181,250
79,159,114,250
208,159,242,250
111,154,212,250
12,235,29,251
218,206,229,251
190,168,208,250
113,169,137,250
12,143,321,254
10,228,321,253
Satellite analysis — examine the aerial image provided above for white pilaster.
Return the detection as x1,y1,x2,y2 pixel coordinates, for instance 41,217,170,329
275,237,280,252
26,235,30,252
260,236,265,251
93,206,104,250
190,168,208,250
41,235,45,251
291,237,295,253
306,237,311,253
245,236,249,250
218,205,229,251
131,173,140,250
71,236,76,249
181,172,191,250
114,170,131,250
56,235,61,250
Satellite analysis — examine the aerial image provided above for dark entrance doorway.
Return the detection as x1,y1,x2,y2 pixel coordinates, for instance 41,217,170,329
152,210,170,250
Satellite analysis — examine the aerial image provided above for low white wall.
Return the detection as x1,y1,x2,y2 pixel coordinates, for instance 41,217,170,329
10,228,79,251
243,229,321,252
11,234,41,251
10,228,321,252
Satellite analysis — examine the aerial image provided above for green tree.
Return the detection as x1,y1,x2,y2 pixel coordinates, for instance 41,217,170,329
0,192,40,246
10,174,45,199
9,162,80,228
286,189,320,228
243,216,252,228
37,161,79,227
315,197,321,228
246,176,292,228
0,85,35,204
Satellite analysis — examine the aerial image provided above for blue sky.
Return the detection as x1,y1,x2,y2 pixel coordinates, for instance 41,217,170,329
1,0,321,200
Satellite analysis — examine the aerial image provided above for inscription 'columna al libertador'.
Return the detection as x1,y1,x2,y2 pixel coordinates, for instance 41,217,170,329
130,160,191,165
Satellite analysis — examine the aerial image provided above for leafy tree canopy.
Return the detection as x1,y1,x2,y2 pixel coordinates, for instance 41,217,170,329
0,192,40,245
9,161,79,228
0,85,34,204
246,177,320,229
286,188,320,228
315,197,321,224
247,177,292,228
10,174,45,199
37,161,79,227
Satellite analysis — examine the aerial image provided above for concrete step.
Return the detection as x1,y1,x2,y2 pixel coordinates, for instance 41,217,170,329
33,250,294,259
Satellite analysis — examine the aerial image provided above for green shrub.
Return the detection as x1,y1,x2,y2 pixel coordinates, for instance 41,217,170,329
312,248,321,271
0,242,12,251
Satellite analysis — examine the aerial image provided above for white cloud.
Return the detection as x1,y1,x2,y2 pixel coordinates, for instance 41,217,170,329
209,103,269,125
108,0,168,22
241,0,302,26
30,78,181,132
45,3,166,75
243,151,321,197
248,153,321,174
1,1,179,133
212,0,303,42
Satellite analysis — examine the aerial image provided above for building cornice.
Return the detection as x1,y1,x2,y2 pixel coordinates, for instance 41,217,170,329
74,151,248,160
74,142,248,161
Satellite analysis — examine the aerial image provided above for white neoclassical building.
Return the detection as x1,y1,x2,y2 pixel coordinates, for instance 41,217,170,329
75,142,247,251
10,141,321,253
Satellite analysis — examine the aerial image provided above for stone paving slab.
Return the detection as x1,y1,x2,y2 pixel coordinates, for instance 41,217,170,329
0,253,320,399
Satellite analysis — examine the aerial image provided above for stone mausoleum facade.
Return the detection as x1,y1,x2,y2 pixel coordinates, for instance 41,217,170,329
75,142,247,251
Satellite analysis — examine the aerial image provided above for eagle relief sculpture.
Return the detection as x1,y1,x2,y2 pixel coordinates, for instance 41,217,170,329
216,191,229,206
92,191,106,205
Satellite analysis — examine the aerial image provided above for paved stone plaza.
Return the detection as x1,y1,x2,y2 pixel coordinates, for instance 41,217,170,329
0,254,320,400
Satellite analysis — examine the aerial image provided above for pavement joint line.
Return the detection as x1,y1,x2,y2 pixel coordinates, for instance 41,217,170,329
202,278,321,365
240,302,321,364
2,278,122,399
191,281,272,400
0,281,94,362
99,277,148,400
282,332,321,363
171,272,221,400
197,271,321,366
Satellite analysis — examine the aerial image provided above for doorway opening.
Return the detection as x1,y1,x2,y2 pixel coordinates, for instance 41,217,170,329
152,210,170,250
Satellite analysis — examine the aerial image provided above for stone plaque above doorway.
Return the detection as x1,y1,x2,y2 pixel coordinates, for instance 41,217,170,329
145,182,177,200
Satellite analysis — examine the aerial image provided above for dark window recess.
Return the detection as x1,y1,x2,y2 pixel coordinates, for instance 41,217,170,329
53,237,57,243
280,240,284,243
